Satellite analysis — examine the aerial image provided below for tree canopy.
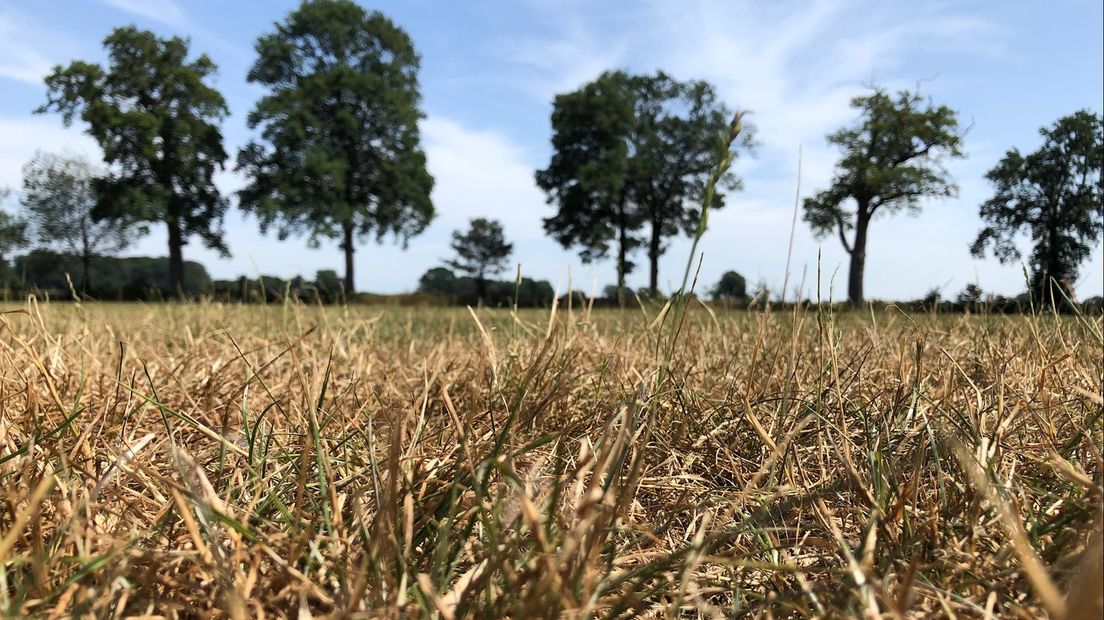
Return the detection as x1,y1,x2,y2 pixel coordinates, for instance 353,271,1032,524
803,88,964,306
536,70,745,297
16,249,210,299
628,74,747,294
711,270,748,301
537,71,638,293
237,0,435,293
21,152,146,292
418,266,553,307
445,218,513,303
0,194,28,286
37,26,230,296
970,110,1103,304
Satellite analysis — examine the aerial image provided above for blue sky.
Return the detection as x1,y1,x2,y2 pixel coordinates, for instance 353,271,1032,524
1,0,1102,299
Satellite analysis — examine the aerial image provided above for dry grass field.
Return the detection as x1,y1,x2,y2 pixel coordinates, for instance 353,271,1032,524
0,299,1101,618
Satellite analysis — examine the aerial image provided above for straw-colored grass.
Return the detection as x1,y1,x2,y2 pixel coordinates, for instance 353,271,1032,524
0,300,1101,618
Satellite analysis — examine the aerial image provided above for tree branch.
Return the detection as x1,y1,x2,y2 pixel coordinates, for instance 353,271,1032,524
835,212,853,255
889,141,935,167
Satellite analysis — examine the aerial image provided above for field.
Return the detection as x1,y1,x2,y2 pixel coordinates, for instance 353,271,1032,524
0,300,1101,618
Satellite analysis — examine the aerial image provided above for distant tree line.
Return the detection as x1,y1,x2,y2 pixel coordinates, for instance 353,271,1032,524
417,268,554,308
8,250,209,299
2,249,562,306
0,0,1099,309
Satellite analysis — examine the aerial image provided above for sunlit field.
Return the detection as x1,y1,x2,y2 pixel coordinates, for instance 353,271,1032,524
1,300,1101,618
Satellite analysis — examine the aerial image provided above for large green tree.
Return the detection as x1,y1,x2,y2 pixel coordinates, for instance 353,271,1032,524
237,0,434,293
21,152,146,293
629,74,746,294
537,71,638,294
445,217,513,304
971,110,1103,304
536,71,743,296
804,89,964,306
37,27,230,296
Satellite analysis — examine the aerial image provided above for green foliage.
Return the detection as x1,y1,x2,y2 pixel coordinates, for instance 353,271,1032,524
417,267,553,307
970,110,1104,305
21,152,147,292
237,0,434,293
0,203,27,256
0,190,28,288
417,267,459,298
37,27,230,294
536,71,746,293
711,270,747,301
601,284,650,301
630,74,749,293
956,283,985,309
445,218,513,302
0,219,27,289
803,88,964,306
537,71,637,287
1084,296,1104,314
12,251,356,303
15,249,210,299
313,269,344,302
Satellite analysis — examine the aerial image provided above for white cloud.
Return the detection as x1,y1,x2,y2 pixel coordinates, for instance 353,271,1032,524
97,0,188,27
422,116,548,240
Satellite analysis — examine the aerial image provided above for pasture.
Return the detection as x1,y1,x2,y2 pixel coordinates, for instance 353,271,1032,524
0,301,1101,617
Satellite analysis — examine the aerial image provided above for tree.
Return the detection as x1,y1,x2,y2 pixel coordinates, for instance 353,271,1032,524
970,111,1103,305
536,71,746,297
956,283,985,312
37,27,230,296
537,71,638,295
314,269,344,302
628,75,747,295
803,89,964,307
711,270,747,301
16,249,210,299
418,267,462,300
21,152,146,293
237,0,434,293
750,279,772,305
445,218,513,304
0,190,28,286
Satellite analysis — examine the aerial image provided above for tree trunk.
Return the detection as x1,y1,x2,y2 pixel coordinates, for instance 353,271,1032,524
81,250,91,296
167,218,184,298
1037,214,1068,307
341,222,355,294
648,217,661,296
847,213,869,308
616,220,628,305
80,215,91,295
475,273,486,306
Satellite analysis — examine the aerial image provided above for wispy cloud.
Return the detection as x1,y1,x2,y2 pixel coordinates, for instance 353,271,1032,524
97,0,188,28
0,11,57,84
487,0,1024,298
422,116,548,240
0,118,100,190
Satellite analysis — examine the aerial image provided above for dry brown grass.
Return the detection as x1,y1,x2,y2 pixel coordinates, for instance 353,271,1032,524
0,299,1101,618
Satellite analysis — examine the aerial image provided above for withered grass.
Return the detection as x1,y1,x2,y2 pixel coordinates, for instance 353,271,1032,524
0,299,1101,618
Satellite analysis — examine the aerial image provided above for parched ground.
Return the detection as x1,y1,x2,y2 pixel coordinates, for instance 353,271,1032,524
0,301,1101,618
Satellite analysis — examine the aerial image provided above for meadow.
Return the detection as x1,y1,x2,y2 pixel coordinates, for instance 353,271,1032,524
0,299,1101,618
